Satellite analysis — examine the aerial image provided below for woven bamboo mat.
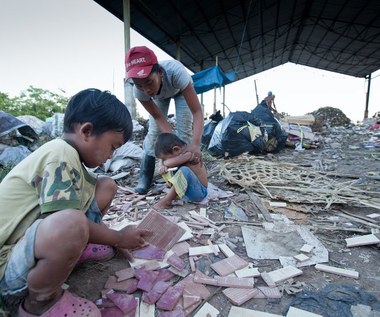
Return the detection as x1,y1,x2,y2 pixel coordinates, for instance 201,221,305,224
220,156,380,210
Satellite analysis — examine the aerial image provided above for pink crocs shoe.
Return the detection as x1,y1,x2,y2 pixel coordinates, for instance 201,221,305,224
18,290,101,317
77,243,115,265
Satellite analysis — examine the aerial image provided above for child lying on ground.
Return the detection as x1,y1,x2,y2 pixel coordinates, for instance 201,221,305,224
0,88,151,317
153,133,208,210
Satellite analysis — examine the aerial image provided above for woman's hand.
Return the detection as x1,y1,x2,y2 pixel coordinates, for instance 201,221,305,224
186,143,202,164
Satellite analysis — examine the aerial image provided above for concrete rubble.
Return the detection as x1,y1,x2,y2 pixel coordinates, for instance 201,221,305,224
1,108,380,316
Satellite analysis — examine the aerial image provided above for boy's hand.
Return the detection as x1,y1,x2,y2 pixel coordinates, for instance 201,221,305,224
117,225,152,250
159,164,168,174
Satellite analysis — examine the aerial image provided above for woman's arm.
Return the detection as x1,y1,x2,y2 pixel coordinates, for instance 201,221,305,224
182,84,204,151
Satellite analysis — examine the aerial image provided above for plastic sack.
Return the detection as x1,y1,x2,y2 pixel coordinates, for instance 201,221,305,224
0,145,31,167
0,111,39,141
251,102,288,153
201,120,219,150
201,110,224,150
45,113,65,137
17,115,45,135
207,111,265,158
103,141,144,172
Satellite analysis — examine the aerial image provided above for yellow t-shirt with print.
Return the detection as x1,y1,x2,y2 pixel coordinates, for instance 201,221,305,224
0,138,97,278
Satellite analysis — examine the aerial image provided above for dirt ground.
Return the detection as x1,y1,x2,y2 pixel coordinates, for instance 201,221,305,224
2,123,380,317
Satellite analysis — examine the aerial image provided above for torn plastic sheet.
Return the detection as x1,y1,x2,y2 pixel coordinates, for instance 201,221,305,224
242,214,328,267
0,111,38,141
284,284,380,317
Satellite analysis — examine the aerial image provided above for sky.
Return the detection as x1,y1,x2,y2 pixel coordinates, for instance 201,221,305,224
1,0,380,123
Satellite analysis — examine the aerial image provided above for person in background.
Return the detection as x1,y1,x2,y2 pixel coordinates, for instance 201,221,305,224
125,46,204,195
264,91,277,113
153,133,208,210
0,89,151,317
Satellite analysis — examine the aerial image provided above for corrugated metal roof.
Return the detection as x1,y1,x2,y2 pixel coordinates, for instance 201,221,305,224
94,0,380,80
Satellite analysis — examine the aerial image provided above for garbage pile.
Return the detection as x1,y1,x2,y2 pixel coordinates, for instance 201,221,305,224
279,107,355,150
310,106,351,130
0,111,40,167
0,111,146,173
279,115,322,150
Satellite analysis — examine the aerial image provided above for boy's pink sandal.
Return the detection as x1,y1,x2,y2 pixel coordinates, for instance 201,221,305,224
18,290,101,317
77,243,115,265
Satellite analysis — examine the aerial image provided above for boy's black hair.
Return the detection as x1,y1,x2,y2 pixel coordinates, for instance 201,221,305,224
63,88,133,143
154,133,186,157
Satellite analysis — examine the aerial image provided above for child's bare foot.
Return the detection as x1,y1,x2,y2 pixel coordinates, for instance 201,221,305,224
23,290,63,315
152,201,172,211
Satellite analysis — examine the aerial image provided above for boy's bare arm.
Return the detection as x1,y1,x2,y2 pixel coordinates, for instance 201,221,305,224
162,151,192,168
87,219,151,250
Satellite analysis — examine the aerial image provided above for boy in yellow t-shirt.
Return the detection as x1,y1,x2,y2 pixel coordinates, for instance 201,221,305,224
0,89,150,316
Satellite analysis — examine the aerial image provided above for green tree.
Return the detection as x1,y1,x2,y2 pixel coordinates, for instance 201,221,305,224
0,86,68,121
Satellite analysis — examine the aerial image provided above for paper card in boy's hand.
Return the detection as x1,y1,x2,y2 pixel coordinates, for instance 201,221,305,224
136,210,185,251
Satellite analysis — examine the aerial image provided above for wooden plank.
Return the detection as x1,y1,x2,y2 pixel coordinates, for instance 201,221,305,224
255,287,282,299
299,244,314,253
214,276,254,288
223,288,259,305
218,243,235,257
208,239,219,256
178,274,211,299
199,207,207,217
183,294,201,309
293,253,310,262
228,306,282,317
170,241,190,257
345,234,380,247
269,201,287,207
260,272,276,288
177,222,193,242
315,264,359,279
267,266,303,283
246,191,273,222
286,306,323,317
193,270,219,286
189,257,196,272
189,210,216,225
189,245,220,256
210,254,248,276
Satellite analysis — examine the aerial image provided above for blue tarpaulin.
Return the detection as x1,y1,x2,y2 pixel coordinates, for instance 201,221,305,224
192,66,237,94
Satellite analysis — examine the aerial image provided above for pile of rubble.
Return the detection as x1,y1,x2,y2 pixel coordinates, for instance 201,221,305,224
310,106,352,130
2,108,380,317
67,177,380,316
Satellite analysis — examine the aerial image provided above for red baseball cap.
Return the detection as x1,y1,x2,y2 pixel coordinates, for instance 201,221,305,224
125,46,158,79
